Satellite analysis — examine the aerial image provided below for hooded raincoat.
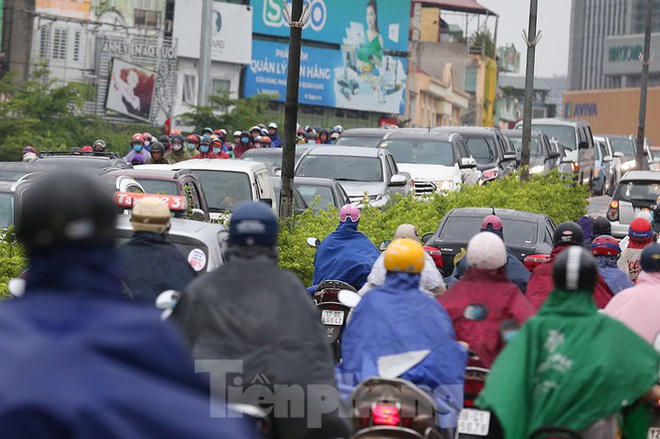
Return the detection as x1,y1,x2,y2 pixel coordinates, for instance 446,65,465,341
311,221,380,290
527,246,614,310
0,245,259,438
595,255,634,294
477,288,659,439
438,267,534,368
338,271,467,429
454,248,531,293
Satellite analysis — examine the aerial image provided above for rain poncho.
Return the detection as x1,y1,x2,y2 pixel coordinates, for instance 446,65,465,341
338,271,467,428
0,245,258,438
595,255,634,294
311,220,380,290
360,252,445,296
477,288,659,439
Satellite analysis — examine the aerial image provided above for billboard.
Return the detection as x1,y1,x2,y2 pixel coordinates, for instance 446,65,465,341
174,1,252,64
244,40,406,114
106,58,157,122
604,34,660,76
251,0,410,53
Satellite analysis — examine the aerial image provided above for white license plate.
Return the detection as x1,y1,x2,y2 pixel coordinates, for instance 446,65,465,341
321,310,344,326
458,408,490,436
648,427,660,439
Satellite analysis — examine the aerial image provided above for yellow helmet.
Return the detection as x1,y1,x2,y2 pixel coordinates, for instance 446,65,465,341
384,238,425,274
131,197,170,234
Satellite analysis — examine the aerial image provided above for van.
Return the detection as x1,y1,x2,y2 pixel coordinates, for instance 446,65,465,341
515,118,595,187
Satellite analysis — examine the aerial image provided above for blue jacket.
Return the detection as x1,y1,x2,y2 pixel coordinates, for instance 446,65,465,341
311,220,380,289
454,248,530,293
337,272,467,428
270,134,283,148
596,255,635,294
0,245,259,439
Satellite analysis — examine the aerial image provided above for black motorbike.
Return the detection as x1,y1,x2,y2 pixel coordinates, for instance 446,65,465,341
312,280,360,363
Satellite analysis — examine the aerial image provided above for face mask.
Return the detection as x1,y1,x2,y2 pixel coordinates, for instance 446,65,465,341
133,144,143,152
308,140,316,144
173,143,183,151
200,145,209,153
187,143,196,151
212,147,221,154
241,137,250,143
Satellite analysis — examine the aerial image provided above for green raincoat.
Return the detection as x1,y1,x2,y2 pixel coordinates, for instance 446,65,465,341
476,288,659,439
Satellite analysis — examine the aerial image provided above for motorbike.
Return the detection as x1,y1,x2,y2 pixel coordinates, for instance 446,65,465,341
349,377,449,439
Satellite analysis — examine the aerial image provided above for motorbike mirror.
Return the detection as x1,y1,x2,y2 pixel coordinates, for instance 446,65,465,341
463,304,489,321
7,278,25,297
379,240,391,251
155,289,180,310
306,237,320,247
337,289,361,308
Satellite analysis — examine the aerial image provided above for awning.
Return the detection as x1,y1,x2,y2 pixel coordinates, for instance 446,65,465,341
411,0,497,16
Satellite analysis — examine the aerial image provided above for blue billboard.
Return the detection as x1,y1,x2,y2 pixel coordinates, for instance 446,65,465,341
251,0,411,53
244,40,407,114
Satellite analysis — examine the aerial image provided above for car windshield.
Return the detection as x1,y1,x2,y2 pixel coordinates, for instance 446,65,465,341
379,140,456,166
295,184,335,210
241,151,281,167
135,178,179,195
609,138,635,157
531,125,576,150
189,170,251,212
615,180,660,203
296,155,383,182
440,216,538,246
465,136,497,165
0,193,14,229
508,138,543,158
335,136,382,147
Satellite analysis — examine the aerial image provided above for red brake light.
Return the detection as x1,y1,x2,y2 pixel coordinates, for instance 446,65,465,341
464,378,485,407
524,254,550,272
423,246,443,269
607,200,619,222
372,404,400,426
571,161,579,172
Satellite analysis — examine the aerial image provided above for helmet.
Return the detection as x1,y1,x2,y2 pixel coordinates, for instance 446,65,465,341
590,235,621,257
202,127,213,134
229,202,278,248
17,172,117,255
71,147,82,155
467,232,507,270
219,129,227,136
641,243,660,273
132,133,145,143
170,129,181,135
307,130,318,139
592,216,611,237
260,136,271,145
393,223,419,242
553,222,584,247
131,197,170,234
142,132,152,141
22,146,36,154
150,142,165,153
629,217,653,242
233,130,242,137
159,135,171,144
333,125,344,133
384,238,425,274
170,134,185,143
93,139,106,150
250,126,261,134
22,152,37,162
81,145,93,152
268,122,278,129
553,246,598,292
186,134,198,143
481,214,503,238
339,204,360,223
637,210,654,226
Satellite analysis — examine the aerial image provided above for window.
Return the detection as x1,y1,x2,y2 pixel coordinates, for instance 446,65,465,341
52,28,68,60
465,136,497,165
134,1,160,28
296,155,383,182
190,170,252,212
73,31,81,62
212,79,231,97
183,74,196,104
39,27,50,59
380,139,456,166
440,216,538,247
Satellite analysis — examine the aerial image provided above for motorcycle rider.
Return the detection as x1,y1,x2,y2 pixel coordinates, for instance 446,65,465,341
592,216,612,238
165,134,192,164
439,232,534,368
211,138,231,159
185,134,199,155
338,238,467,433
268,122,283,148
605,243,660,344
117,197,196,303
193,137,217,159
124,133,151,164
526,222,613,310
0,172,259,438
590,235,634,294
310,204,380,293
359,223,445,296
147,142,168,164
477,246,660,439
233,131,255,159
618,217,654,282
93,139,106,152
159,134,171,153
171,202,350,439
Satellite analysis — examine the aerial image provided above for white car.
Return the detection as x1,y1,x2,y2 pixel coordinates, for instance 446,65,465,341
607,170,660,238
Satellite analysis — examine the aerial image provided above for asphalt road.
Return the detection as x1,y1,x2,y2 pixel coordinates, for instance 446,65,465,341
588,195,611,218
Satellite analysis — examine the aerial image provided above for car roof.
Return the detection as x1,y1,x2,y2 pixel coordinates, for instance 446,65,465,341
302,146,383,157
501,129,545,138
34,155,130,169
446,207,549,221
171,158,268,172
433,126,498,135
291,176,338,187
523,118,590,127
340,128,394,137
102,168,191,180
242,148,283,157
381,129,457,142
620,170,660,181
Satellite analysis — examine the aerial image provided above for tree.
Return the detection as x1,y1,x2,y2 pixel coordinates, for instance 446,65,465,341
470,30,496,58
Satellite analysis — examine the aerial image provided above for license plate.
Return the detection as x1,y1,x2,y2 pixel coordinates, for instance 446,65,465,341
458,408,490,436
648,427,660,439
321,310,344,326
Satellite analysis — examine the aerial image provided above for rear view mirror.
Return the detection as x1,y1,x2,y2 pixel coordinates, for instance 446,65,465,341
306,236,320,248
421,232,434,244
503,152,518,161
389,174,407,186
578,141,589,150
459,157,477,169
547,151,560,160
613,151,624,158
602,155,613,163
337,289,362,308
189,208,206,221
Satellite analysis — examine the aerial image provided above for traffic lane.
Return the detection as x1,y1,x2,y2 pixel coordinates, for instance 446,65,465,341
588,195,611,218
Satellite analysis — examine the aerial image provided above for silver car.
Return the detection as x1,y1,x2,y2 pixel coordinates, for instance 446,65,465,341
607,170,660,238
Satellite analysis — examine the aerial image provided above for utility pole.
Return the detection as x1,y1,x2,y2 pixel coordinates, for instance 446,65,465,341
521,0,542,182
197,0,213,107
636,0,653,171
280,0,305,219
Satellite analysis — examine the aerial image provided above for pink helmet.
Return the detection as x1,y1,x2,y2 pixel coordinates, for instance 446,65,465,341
481,214,503,232
339,204,360,223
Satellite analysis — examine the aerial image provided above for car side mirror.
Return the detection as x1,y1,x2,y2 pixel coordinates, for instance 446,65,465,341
603,155,613,163
502,152,518,161
578,140,589,150
613,151,624,158
389,174,407,186
189,208,207,221
459,157,477,169
306,237,320,248
547,151,560,160
421,232,434,244
260,198,273,208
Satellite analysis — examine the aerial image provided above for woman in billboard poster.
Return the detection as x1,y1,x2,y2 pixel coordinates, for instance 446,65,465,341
112,66,155,120
357,0,384,71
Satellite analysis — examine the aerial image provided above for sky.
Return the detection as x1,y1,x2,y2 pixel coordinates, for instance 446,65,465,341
471,0,572,78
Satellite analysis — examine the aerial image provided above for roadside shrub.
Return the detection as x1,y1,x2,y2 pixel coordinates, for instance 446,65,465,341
0,229,26,300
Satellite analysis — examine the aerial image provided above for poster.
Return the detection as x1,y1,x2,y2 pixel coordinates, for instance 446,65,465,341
106,59,157,122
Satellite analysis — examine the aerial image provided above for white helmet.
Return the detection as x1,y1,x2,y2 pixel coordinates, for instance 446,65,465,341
467,232,507,270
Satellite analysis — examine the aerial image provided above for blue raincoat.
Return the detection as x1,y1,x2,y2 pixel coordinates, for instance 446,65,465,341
596,255,635,294
311,220,380,290
337,271,467,428
0,245,258,439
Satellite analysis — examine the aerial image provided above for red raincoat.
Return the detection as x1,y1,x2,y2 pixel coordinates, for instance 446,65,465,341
439,268,534,368
527,245,614,310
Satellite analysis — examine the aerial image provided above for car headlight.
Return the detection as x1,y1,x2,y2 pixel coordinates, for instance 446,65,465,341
529,165,545,174
433,180,455,191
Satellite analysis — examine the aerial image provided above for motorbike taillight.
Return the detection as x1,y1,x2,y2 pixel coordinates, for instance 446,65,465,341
464,378,485,407
371,404,401,426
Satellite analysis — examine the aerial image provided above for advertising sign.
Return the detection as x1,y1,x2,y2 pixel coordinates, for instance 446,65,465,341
106,59,157,122
604,34,660,76
174,1,252,64
251,0,410,53
244,40,406,114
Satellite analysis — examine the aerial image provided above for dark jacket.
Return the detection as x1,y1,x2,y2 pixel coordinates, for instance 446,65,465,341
172,251,350,439
117,232,196,303
454,248,531,293
0,245,258,438
165,149,193,164
147,157,169,164
270,134,283,148
233,141,255,159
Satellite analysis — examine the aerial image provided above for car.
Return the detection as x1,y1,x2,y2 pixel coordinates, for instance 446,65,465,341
335,128,394,147
604,135,656,174
294,146,411,208
433,126,518,183
101,168,210,221
0,162,48,182
423,207,556,277
292,177,351,211
98,174,145,194
269,177,308,215
170,159,277,220
516,118,595,186
378,129,480,195
32,151,132,174
240,145,314,176
592,136,619,195
606,170,660,238
0,173,44,229
502,130,561,175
